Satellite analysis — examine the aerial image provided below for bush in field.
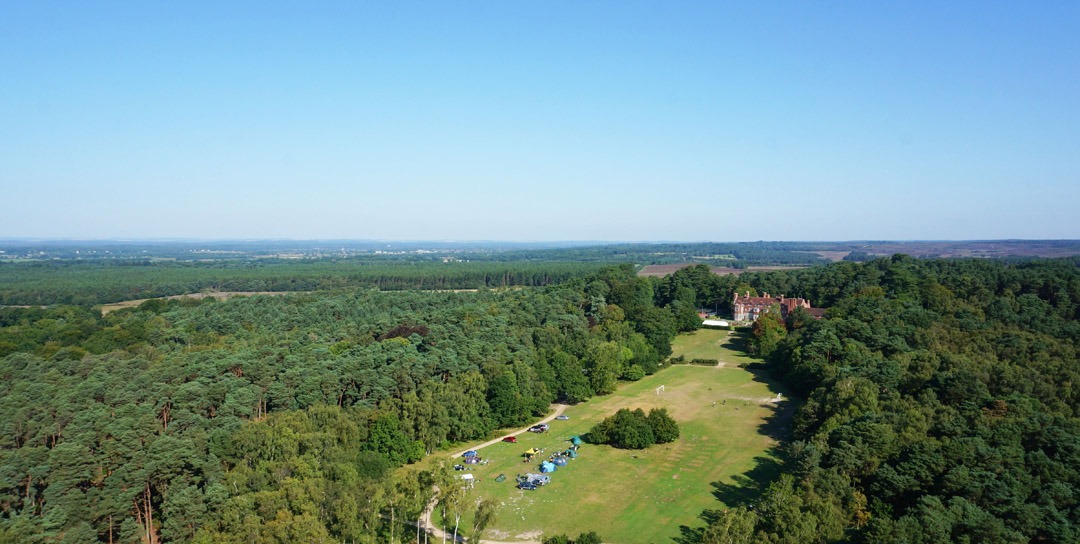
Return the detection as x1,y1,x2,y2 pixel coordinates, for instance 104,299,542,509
689,358,719,366
648,407,680,444
589,407,679,449
543,531,603,544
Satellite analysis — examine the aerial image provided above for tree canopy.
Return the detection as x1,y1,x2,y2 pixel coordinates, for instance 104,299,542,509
695,256,1080,543
0,264,690,542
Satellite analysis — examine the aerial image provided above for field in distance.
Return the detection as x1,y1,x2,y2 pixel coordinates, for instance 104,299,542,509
637,264,804,277
437,330,790,543
97,291,298,314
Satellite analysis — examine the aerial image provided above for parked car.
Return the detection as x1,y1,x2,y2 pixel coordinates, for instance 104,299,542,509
528,424,549,433
462,450,478,458
502,436,518,443
517,482,537,491
555,415,570,420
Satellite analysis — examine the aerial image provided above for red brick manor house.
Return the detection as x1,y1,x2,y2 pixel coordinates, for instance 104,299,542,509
732,292,826,322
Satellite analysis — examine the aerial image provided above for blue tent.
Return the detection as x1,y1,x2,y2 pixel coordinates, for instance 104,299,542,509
570,436,583,446
566,449,578,459
553,457,568,466
540,461,557,473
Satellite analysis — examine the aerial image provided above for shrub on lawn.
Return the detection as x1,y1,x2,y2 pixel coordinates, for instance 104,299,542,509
543,531,603,544
588,407,679,449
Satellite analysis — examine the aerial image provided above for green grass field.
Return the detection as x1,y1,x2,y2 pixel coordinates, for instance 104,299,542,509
437,331,790,543
669,328,755,366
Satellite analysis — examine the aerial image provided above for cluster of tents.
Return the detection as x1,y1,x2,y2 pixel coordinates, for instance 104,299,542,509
461,450,487,466
524,436,583,480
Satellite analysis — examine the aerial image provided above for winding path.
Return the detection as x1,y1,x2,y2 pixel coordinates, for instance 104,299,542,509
450,404,568,458
421,404,570,544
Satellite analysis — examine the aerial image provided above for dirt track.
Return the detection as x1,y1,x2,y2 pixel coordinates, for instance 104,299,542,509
423,404,569,544
99,291,299,314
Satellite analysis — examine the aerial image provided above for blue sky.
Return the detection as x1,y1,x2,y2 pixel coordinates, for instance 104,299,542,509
2,2,1078,241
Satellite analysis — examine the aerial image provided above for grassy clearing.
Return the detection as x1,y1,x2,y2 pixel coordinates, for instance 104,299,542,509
669,328,755,367
437,334,790,543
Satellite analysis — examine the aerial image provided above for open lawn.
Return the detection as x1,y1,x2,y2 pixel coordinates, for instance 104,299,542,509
669,328,755,367
437,338,791,543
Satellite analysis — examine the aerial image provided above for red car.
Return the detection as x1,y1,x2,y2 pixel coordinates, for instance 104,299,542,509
502,436,518,443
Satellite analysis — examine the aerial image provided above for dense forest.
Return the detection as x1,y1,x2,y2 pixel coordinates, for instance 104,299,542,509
0,264,708,543
3,256,1079,543
695,256,1080,543
0,260,608,306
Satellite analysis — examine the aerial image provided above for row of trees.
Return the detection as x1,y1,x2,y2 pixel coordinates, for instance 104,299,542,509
694,255,1080,543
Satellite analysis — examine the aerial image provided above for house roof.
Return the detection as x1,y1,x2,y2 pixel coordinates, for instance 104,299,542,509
734,296,777,307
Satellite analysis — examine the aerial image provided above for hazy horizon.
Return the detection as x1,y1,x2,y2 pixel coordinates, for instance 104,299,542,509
3,2,1078,241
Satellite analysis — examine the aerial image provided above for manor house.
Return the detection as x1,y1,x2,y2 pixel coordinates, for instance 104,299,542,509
732,292,825,322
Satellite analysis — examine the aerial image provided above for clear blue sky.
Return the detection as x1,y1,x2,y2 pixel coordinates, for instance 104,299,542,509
2,1,1078,241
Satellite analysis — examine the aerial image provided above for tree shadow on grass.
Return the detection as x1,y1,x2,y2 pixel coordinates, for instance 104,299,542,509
721,328,754,353
674,361,798,543
709,447,784,506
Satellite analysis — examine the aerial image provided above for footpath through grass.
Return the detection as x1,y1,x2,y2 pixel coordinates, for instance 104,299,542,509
439,330,790,543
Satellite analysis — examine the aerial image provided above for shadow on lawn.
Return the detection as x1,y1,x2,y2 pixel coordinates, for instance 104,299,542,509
673,362,797,544
720,328,752,354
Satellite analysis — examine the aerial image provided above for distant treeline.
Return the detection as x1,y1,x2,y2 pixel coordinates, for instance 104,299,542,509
0,260,608,305
475,242,831,266
0,241,838,266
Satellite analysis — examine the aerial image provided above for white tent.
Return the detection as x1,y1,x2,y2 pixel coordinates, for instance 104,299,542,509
702,319,730,328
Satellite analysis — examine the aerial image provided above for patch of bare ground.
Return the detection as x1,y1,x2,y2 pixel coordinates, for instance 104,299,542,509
99,291,299,315
808,250,850,261
638,264,806,277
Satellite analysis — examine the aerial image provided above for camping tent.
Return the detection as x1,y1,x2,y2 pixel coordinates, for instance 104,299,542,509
553,457,568,466
494,474,507,482
540,461,556,473
460,474,474,481
525,448,538,455
464,456,480,464
570,436,583,446
566,449,578,459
